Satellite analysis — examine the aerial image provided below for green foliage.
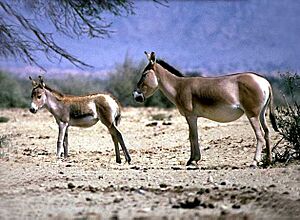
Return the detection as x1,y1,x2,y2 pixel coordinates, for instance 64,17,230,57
46,74,105,96
0,71,27,108
273,72,300,163
0,116,9,123
105,56,142,107
267,73,300,106
105,56,174,108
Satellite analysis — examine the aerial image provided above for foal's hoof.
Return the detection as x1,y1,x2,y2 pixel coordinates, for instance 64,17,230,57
126,157,131,165
250,160,259,169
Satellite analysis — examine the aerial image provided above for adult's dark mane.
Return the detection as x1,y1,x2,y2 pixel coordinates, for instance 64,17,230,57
157,59,184,77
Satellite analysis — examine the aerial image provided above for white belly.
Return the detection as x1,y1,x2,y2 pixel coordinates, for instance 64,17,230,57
196,104,244,123
69,116,99,127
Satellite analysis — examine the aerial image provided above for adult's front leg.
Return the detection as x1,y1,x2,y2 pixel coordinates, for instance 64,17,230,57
186,116,201,166
57,122,68,158
63,126,69,158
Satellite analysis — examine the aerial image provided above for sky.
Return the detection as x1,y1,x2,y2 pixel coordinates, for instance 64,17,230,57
1,0,300,77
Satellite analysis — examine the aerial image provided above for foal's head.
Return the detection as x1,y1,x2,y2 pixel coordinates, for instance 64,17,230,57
29,76,47,114
133,51,159,103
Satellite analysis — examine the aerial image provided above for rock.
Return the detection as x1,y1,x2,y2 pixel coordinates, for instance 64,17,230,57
162,121,172,126
171,166,182,170
67,182,76,189
113,197,123,203
179,197,201,209
159,183,168,188
207,175,214,183
208,203,215,209
232,204,241,209
146,121,158,127
88,185,98,193
220,181,227,186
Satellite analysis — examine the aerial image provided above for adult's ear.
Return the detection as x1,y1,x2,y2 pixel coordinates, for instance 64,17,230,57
144,51,156,65
149,52,156,65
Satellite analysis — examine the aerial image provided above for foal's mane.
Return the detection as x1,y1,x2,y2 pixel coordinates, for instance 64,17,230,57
156,59,184,77
44,84,64,99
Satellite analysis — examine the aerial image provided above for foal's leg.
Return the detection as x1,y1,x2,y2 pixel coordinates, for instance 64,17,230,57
57,122,68,158
63,126,69,158
186,116,201,166
247,116,265,167
109,125,131,164
110,134,121,164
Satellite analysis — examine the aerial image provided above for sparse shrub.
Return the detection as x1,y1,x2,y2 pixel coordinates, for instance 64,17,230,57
273,72,300,163
0,71,27,108
0,116,9,123
46,74,105,96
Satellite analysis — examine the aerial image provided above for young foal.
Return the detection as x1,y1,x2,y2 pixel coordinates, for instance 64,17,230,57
133,52,278,167
29,76,131,164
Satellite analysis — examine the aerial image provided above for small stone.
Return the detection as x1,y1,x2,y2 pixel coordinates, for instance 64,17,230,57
113,197,123,203
208,203,215,209
207,175,214,183
159,183,168,188
67,182,76,189
232,204,241,209
220,181,227,186
146,121,158,127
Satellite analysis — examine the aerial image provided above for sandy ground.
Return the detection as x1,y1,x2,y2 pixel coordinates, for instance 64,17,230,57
0,107,299,220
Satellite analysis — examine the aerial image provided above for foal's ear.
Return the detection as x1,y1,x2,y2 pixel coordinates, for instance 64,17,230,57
29,76,38,87
38,75,45,87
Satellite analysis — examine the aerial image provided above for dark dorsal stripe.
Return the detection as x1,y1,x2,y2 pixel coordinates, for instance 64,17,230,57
156,59,185,77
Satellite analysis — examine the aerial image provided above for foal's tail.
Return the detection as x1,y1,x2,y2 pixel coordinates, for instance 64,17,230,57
268,86,279,132
115,110,121,126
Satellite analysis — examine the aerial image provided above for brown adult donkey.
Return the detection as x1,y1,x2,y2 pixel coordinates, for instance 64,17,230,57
29,76,131,164
133,52,278,167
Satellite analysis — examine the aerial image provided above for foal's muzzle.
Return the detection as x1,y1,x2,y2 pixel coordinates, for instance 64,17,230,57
133,90,145,103
29,107,37,114
29,102,38,114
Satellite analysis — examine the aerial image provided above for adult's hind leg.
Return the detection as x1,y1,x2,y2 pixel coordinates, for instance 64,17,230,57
109,125,131,164
247,115,265,167
260,108,272,164
186,116,201,166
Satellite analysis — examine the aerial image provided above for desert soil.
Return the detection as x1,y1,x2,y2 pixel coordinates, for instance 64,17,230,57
0,107,299,220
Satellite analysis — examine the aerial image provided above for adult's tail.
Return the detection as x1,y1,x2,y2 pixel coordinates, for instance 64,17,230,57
269,86,279,132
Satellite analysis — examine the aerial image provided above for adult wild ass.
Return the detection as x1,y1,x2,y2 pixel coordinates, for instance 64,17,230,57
29,76,131,164
133,52,278,167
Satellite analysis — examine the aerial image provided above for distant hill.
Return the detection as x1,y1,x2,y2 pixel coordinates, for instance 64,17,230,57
1,0,300,76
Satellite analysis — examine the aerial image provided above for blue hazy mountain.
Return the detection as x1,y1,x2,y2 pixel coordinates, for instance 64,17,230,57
1,0,300,76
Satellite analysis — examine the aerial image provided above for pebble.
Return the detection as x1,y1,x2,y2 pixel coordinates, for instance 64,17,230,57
113,197,123,203
232,204,241,209
159,183,168,188
67,182,75,189
207,175,214,183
